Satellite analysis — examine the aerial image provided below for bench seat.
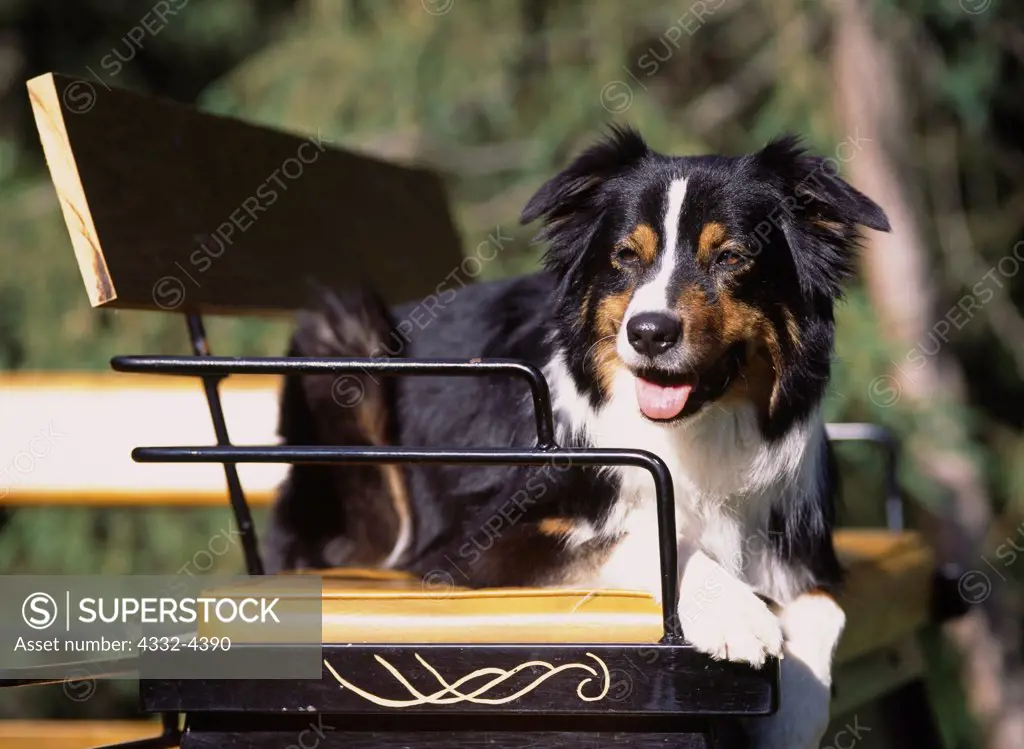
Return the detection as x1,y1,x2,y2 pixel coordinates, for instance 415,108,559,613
201,530,933,661
0,720,166,749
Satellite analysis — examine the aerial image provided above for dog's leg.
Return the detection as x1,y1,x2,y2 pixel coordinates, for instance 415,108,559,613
565,511,782,667
745,590,845,749
676,548,784,667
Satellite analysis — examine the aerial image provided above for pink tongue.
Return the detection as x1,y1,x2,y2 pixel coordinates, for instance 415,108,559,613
635,378,693,420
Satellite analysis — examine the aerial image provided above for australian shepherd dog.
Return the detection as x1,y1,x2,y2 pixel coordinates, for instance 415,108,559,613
265,127,890,748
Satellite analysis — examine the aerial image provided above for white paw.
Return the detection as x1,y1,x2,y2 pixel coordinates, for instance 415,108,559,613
678,578,783,667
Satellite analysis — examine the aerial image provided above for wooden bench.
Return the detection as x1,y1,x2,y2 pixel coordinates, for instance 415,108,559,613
0,720,165,749
0,373,283,507
7,72,964,749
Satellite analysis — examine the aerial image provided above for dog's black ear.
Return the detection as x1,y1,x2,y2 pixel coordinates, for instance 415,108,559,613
521,125,649,228
754,134,890,297
523,126,649,285
756,134,890,232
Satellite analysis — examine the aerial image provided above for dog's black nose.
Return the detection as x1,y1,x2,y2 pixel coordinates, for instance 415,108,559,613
627,312,682,357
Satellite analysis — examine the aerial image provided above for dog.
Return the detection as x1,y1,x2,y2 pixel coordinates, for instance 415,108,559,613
264,127,890,748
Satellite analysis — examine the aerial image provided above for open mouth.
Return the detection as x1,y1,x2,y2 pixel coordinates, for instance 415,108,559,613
632,343,746,422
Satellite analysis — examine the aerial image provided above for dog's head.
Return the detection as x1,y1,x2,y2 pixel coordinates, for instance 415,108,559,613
522,127,889,438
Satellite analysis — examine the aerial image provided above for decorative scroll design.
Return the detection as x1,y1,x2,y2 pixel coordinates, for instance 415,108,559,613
323,651,611,707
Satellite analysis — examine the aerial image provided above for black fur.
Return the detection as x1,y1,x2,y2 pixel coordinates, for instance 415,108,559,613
768,438,845,595
268,275,623,583
264,287,406,571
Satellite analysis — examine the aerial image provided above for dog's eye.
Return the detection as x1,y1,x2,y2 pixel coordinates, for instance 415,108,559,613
715,248,746,268
613,247,640,268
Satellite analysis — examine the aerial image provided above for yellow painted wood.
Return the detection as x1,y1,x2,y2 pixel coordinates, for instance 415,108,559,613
195,531,937,649
0,373,283,506
0,721,168,749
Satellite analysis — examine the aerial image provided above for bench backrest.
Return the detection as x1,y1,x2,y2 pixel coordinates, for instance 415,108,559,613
27,73,464,313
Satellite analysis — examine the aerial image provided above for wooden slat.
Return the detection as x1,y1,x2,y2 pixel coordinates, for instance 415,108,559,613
195,532,934,649
834,530,935,664
0,372,283,506
204,572,665,644
0,720,168,749
26,73,465,313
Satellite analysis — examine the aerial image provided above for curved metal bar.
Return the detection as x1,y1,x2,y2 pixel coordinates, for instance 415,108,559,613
131,445,683,643
112,356,557,449
825,422,903,531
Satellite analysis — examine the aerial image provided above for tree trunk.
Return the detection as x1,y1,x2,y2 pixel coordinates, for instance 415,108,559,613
830,1,1024,747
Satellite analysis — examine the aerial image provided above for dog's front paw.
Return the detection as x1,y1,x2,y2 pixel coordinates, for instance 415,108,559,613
678,576,783,667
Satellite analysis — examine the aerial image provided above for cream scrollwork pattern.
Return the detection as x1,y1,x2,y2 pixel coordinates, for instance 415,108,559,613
323,651,612,707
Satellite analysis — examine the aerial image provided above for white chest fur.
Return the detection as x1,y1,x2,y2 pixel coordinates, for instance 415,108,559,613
545,354,822,605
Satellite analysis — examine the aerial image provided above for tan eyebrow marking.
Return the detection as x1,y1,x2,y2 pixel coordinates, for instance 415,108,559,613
617,223,659,266
696,221,729,264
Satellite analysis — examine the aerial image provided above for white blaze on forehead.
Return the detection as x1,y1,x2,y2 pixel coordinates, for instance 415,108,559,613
626,176,688,316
